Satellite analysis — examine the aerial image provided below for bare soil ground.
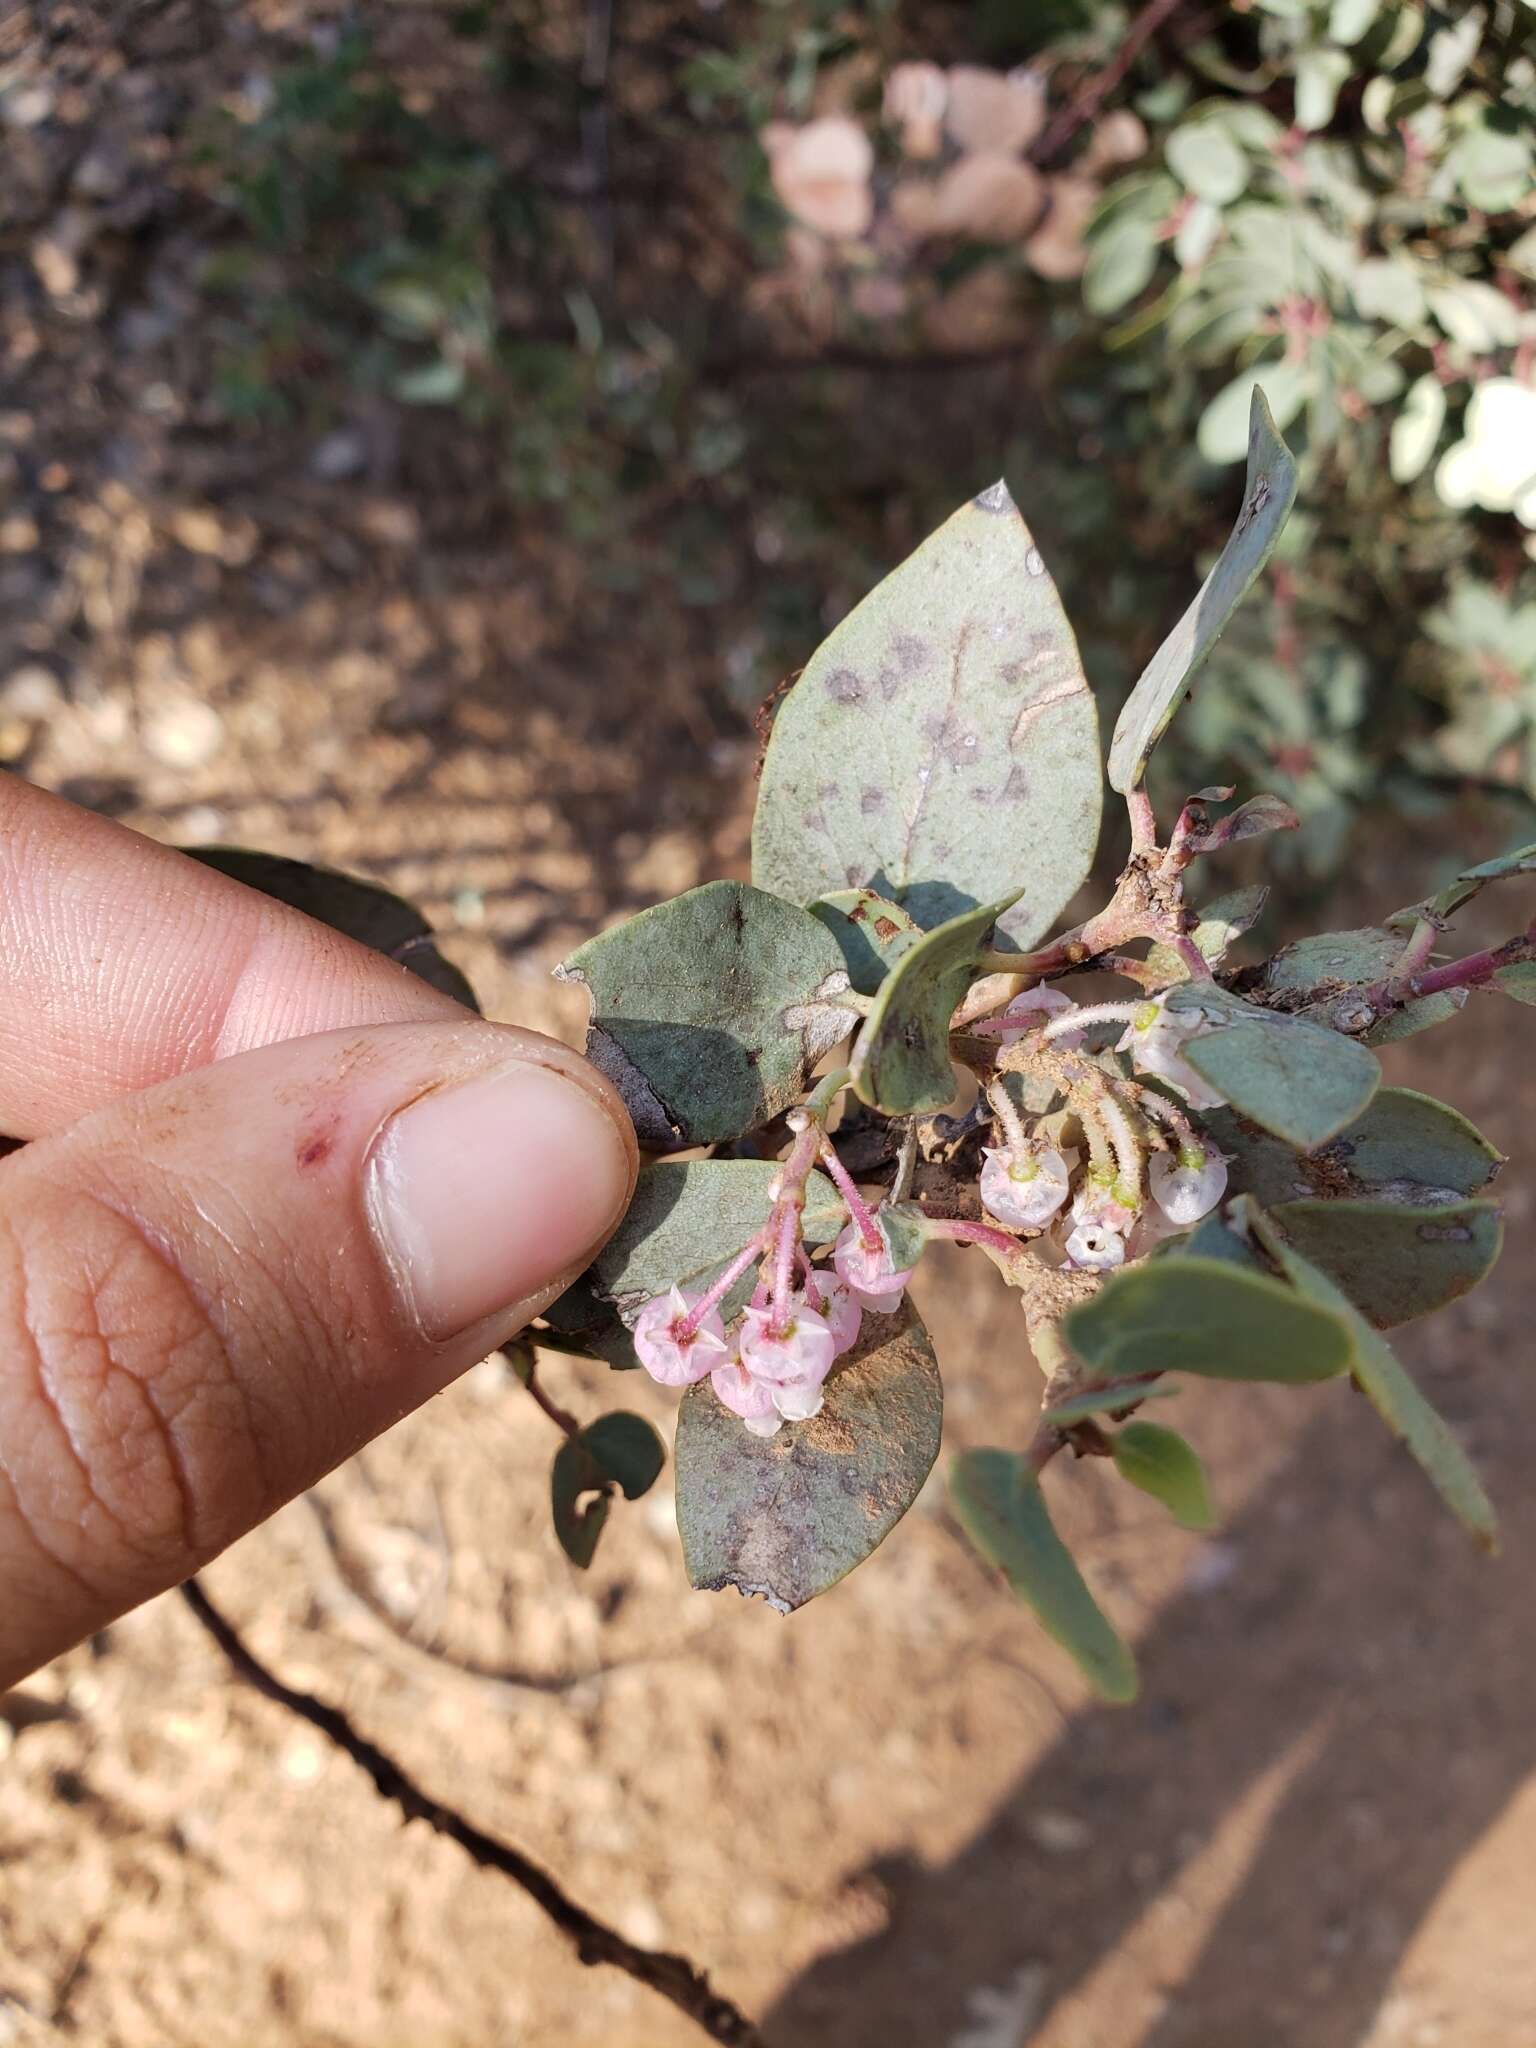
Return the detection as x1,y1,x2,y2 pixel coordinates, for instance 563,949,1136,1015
3,7,1535,2046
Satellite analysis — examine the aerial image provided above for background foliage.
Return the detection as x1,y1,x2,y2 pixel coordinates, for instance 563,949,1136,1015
165,0,1536,869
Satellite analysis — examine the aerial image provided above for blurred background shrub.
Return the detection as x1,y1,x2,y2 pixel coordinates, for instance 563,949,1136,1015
3,0,1533,870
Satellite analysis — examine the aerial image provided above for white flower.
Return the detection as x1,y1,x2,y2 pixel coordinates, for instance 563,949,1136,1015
631,1286,730,1386
820,1280,864,1357
883,61,947,159
711,1357,784,1437
979,1145,1071,1228
1070,1177,1141,1235
737,1302,836,1389
1063,1218,1127,1271
832,1223,915,1313
1149,1146,1229,1226
1117,996,1227,1111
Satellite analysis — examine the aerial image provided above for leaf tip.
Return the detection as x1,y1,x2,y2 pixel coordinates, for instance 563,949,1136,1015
971,478,1016,515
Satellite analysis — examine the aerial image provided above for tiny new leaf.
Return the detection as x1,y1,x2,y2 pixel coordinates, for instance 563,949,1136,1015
949,1449,1139,1703
1166,983,1380,1150
1241,1201,1497,1550
752,483,1102,950
675,1300,943,1611
1144,884,1269,982
1394,841,1536,927
186,846,479,1009
851,893,1021,1114
1108,387,1299,793
1111,1422,1216,1530
557,881,852,1149
1064,1256,1354,1383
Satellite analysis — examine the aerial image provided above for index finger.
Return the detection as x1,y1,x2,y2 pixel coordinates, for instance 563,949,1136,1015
0,772,467,1138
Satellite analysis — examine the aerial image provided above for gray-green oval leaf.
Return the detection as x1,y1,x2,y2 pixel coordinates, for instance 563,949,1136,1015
1111,1422,1216,1529
1268,1197,1502,1328
1391,374,1447,484
851,893,1020,1114
676,1299,943,1611
753,483,1102,951
1064,1256,1354,1383
1242,1201,1497,1550
1209,1084,1502,1208
1109,387,1298,792
1166,121,1249,204
949,1450,1138,1702
558,881,851,1149
1166,982,1380,1150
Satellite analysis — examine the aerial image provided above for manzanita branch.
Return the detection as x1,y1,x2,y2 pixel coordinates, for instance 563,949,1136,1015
1359,923,1536,1018
1028,0,1187,163
178,1580,768,2048
520,1357,582,1439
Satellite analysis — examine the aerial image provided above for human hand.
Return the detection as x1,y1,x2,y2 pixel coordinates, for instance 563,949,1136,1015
0,773,637,1686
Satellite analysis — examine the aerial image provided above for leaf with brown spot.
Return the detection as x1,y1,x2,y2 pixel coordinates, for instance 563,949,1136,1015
752,483,1101,949
674,1299,943,1610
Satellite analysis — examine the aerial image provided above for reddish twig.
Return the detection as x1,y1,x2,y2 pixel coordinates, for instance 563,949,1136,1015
1364,926,1536,1010
1030,0,1187,164
179,1580,767,2047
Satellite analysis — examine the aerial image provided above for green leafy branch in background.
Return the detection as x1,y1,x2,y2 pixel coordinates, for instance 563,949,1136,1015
180,6,1536,855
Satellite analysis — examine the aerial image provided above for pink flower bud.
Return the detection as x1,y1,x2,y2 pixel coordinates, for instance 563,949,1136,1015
979,1145,1071,1228
1063,1217,1127,1271
711,1358,784,1438
738,1301,837,1387
822,1279,864,1357
993,986,1086,1049
1116,996,1227,1111
832,1223,915,1312
1149,1147,1228,1226
631,1286,730,1386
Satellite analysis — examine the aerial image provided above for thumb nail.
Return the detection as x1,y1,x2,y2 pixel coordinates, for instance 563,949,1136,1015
365,1060,633,1340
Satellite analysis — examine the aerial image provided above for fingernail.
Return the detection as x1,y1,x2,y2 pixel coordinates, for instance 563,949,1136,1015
365,1062,632,1340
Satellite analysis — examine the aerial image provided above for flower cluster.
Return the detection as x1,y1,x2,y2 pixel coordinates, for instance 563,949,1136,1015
978,990,1230,1271
628,987,1234,1434
632,1213,914,1439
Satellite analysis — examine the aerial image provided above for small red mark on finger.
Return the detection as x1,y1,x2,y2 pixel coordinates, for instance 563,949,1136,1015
296,1116,340,1171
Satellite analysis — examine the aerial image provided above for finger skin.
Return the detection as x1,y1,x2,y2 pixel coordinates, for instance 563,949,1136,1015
0,1019,637,1687
0,772,465,1138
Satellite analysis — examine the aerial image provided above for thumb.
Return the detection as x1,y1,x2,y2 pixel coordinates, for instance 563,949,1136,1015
0,1018,635,1685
